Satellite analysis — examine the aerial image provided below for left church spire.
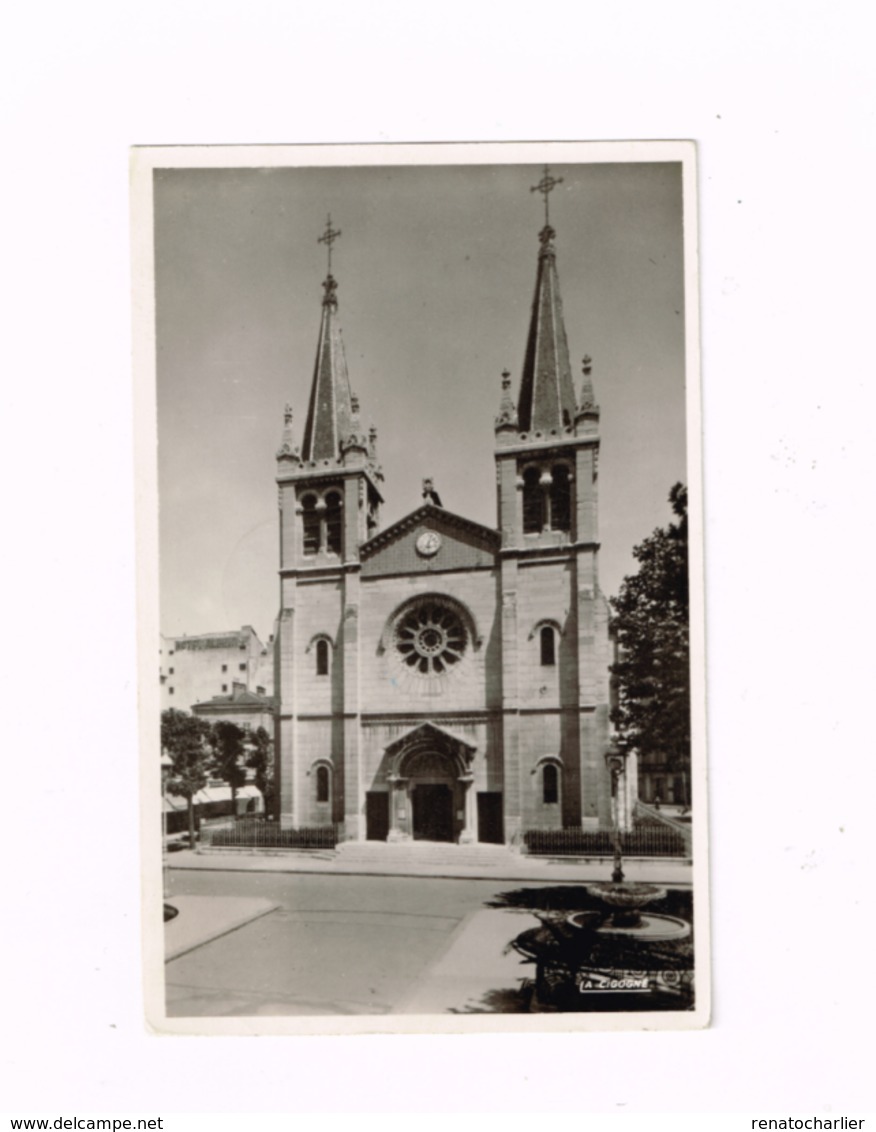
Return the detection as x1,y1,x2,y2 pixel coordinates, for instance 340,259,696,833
278,216,378,472
301,216,355,463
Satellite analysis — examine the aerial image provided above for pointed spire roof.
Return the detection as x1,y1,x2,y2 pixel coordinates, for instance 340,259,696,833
299,216,356,463
516,223,578,434
300,272,356,462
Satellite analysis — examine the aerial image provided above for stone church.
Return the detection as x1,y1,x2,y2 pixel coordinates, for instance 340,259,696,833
273,188,628,846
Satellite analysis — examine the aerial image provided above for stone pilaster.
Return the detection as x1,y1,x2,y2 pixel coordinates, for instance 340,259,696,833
499,560,521,842
459,775,478,843
386,778,410,841
341,570,361,839
275,605,297,828
575,445,598,545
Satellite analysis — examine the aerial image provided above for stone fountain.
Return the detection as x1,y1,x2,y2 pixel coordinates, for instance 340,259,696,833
571,743,689,942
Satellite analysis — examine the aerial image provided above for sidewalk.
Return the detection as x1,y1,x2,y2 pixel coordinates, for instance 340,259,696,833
168,848,692,886
165,894,279,961
393,908,541,1013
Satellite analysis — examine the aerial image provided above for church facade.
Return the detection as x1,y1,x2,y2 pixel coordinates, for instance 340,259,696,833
272,197,629,846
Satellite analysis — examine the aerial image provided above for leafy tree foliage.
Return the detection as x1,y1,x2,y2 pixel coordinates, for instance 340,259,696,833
210,721,248,815
610,484,690,792
161,708,212,844
246,725,275,814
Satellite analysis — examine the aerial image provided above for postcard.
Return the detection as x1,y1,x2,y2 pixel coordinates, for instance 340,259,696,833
133,140,708,1033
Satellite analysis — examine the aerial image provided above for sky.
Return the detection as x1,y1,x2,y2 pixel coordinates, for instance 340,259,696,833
154,159,688,642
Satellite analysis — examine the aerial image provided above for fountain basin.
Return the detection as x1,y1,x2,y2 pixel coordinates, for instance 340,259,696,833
583,882,668,928
586,882,667,909
568,910,690,942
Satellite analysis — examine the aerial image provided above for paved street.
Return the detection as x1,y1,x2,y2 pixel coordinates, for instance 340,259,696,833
165,869,545,1016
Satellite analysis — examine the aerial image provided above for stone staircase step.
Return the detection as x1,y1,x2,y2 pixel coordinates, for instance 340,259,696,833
334,841,518,867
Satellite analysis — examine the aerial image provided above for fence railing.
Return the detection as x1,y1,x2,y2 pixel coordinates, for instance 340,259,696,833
200,818,339,851
634,801,693,856
523,824,689,859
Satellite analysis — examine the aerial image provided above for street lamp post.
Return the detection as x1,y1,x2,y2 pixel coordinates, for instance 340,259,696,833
161,750,172,900
605,741,628,884
241,735,258,823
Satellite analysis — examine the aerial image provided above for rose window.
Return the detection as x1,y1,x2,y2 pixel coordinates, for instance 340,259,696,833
395,602,467,675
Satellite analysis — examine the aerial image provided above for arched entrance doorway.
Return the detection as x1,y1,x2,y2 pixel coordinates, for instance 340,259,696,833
382,721,479,844
406,751,456,842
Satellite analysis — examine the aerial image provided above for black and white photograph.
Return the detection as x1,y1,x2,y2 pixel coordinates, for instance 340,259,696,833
8,0,876,1117
136,142,705,1031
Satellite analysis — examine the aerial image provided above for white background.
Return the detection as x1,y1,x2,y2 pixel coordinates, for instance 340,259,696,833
4,0,873,1116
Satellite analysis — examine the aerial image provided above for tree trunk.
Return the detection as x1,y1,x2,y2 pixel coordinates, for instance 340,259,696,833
187,793,196,846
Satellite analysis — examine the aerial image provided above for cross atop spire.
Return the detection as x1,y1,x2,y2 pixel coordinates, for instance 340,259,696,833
317,213,342,274
530,165,563,228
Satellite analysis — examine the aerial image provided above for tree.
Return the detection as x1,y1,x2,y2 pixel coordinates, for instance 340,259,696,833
161,708,212,845
610,483,690,801
210,721,248,817
245,725,275,815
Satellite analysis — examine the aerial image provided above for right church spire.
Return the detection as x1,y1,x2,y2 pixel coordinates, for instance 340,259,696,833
515,166,580,434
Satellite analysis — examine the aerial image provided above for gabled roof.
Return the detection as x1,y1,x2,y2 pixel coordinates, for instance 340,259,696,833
383,720,477,755
191,686,275,711
383,720,478,778
360,501,500,559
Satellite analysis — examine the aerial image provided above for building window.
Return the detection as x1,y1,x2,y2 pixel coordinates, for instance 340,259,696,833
239,663,246,672
543,763,559,804
394,599,467,676
316,765,330,803
222,684,228,693
550,464,571,533
325,491,343,555
168,686,174,695
221,664,228,673
301,494,319,555
540,626,556,666
522,466,544,533
315,638,330,676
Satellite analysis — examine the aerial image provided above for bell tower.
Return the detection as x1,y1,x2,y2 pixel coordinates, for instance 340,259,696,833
494,168,613,838
274,217,384,833
276,216,383,572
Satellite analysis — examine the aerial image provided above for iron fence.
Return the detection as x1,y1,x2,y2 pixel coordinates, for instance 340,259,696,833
200,818,339,850
523,825,689,858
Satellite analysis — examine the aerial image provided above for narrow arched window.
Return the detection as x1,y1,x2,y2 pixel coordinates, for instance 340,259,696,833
316,765,330,803
315,638,329,676
550,464,571,533
543,763,559,805
522,467,544,534
540,626,556,666
325,491,343,555
301,494,319,555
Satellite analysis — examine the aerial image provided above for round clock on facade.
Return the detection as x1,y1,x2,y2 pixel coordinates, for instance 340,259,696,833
416,530,442,557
